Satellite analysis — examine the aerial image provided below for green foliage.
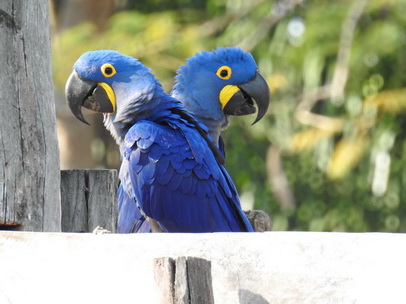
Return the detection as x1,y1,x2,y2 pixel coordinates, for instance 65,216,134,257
53,10,206,91
53,0,406,232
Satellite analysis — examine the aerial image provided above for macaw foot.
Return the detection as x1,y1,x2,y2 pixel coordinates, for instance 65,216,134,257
244,210,272,232
92,226,112,235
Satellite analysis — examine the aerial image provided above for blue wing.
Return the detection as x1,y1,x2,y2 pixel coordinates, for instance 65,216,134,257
218,135,226,159
122,119,254,232
117,157,151,233
117,183,151,233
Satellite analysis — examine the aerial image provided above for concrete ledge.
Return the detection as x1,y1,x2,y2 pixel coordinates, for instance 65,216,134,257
0,231,405,303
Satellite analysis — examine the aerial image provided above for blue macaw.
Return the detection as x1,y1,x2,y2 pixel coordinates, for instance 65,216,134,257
65,50,255,232
172,47,270,150
116,47,270,233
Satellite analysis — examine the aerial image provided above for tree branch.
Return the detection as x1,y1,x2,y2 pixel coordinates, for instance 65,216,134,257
237,0,306,51
295,85,345,132
199,0,267,37
330,0,368,101
295,0,368,130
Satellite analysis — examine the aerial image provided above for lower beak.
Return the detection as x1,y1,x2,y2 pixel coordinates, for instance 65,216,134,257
65,71,115,125
221,71,270,125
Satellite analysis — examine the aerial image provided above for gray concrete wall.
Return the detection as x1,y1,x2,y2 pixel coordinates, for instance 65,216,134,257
0,231,404,303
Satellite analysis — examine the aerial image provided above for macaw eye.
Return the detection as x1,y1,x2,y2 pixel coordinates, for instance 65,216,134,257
101,63,117,77
216,66,232,80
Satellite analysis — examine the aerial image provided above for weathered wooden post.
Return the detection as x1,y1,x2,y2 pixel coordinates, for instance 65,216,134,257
61,169,118,233
154,257,215,304
0,1,61,231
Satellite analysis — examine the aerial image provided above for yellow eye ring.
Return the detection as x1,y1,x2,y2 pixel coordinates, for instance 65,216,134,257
216,66,232,80
101,63,117,78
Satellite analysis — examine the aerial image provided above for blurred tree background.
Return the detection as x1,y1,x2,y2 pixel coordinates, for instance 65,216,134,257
51,0,406,232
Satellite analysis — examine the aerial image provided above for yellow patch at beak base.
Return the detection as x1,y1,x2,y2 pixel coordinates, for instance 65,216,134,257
219,85,240,109
98,82,116,113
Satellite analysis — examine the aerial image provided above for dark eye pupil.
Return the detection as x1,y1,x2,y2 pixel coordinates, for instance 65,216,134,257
220,69,228,77
105,67,113,75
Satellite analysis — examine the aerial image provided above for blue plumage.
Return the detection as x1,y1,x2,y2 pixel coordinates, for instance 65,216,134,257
121,47,269,233
172,47,270,147
65,50,254,232
123,117,251,232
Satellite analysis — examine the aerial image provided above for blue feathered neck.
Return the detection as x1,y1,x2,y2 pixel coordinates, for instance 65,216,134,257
172,47,257,147
103,77,179,145
102,68,224,164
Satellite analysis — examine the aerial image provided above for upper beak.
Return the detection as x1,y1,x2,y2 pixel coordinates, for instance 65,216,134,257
65,70,115,125
221,71,270,125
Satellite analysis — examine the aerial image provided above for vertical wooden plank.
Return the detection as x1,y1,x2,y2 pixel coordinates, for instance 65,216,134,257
0,0,61,231
86,169,118,233
0,1,22,228
154,257,175,304
154,257,214,304
61,169,117,233
174,257,190,304
186,257,214,304
60,170,87,232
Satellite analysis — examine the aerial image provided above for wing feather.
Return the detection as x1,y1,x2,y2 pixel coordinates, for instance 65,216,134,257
124,120,253,232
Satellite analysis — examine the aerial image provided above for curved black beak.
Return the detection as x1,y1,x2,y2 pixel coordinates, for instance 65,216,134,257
223,71,270,125
65,71,114,125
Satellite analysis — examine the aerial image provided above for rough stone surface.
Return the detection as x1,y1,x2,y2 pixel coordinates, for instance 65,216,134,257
0,231,405,303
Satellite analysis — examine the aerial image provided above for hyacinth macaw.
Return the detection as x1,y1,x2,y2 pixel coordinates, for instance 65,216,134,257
65,50,256,232
139,47,270,232
119,47,270,233
131,47,271,233
172,47,270,150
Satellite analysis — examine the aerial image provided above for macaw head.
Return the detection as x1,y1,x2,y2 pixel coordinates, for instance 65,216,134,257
172,47,270,127
65,50,161,141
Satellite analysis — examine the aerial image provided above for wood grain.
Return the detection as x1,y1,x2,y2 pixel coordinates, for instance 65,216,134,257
154,256,214,304
61,169,118,232
0,0,60,231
